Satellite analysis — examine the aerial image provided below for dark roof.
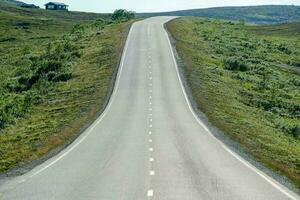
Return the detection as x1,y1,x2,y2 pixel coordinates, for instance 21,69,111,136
20,3,39,8
45,2,68,6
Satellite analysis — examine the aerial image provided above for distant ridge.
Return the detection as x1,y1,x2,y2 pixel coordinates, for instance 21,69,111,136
138,5,300,24
1,0,26,6
0,0,39,8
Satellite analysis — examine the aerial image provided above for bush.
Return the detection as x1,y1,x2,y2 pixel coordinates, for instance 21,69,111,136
93,18,109,28
277,123,300,139
51,73,72,82
289,78,300,87
111,9,135,22
277,43,292,54
0,91,41,129
224,57,249,71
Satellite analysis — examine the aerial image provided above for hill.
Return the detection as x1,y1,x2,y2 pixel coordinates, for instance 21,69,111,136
1,0,25,6
0,1,132,173
139,5,300,24
167,17,300,187
0,0,109,21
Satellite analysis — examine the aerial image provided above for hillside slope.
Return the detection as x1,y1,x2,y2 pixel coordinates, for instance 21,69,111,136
167,17,300,187
0,2,132,173
0,0,109,21
139,5,300,24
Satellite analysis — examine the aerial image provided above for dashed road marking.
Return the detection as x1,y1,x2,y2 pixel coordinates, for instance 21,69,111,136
150,170,155,175
149,131,152,135
149,139,153,143
149,148,154,152
149,157,155,162
147,189,154,197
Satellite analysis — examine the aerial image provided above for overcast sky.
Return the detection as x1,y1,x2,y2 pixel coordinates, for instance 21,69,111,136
25,0,300,13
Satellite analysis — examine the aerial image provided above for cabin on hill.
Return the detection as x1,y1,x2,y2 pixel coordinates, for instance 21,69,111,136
45,2,68,10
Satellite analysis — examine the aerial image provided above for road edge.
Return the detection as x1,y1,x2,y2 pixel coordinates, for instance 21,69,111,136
163,18,300,198
0,21,135,179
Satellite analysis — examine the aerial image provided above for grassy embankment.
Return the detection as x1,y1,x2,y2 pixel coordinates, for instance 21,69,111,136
0,2,132,172
167,17,300,187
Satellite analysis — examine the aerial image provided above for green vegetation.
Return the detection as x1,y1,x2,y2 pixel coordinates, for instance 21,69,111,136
139,5,300,24
167,17,300,187
0,2,132,172
112,9,135,22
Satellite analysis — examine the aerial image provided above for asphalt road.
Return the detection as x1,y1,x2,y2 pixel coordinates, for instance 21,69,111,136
0,17,299,200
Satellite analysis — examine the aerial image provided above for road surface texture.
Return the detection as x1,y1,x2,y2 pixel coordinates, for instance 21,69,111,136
0,17,299,200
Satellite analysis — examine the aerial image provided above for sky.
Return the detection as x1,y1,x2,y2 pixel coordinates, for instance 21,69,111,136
25,0,300,13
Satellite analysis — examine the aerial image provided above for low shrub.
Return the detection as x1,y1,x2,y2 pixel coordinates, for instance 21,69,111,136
276,122,300,139
0,92,40,128
277,43,292,54
111,9,135,22
224,57,249,71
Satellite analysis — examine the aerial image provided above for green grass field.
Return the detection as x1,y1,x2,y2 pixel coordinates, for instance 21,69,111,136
0,2,132,173
167,17,300,187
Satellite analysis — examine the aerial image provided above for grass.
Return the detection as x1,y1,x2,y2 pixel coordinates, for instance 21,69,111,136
167,17,300,188
0,2,132,172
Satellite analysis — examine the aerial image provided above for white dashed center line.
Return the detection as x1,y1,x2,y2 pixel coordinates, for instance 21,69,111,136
147,44,155,200
147,189,154,197
150,170,155,176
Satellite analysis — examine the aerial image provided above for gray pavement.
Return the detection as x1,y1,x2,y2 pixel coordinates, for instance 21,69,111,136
0,17,299,200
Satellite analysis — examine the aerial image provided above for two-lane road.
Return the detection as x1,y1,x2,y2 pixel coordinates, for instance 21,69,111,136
0,17,299,200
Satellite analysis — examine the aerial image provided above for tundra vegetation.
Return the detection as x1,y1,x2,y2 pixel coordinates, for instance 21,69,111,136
111,9,136,22
167,17,300,187
0,2,134,173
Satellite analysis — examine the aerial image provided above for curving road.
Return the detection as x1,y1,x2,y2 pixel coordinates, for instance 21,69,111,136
0,17,299,200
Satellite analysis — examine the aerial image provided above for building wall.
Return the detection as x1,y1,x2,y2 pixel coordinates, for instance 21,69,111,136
46,4,68,10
